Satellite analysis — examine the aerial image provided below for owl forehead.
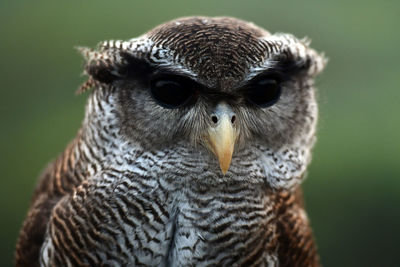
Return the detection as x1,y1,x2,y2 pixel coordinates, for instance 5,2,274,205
144,17,272,89
93,17,325,92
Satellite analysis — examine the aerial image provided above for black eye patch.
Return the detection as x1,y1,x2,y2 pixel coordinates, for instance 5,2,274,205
149,74,198,109
245,75,282,108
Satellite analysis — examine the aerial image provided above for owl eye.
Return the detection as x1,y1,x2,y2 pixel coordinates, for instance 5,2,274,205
150,76,196,109
246,78,282,108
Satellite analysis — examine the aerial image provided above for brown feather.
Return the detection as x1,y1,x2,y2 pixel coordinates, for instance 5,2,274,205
274,188,320,267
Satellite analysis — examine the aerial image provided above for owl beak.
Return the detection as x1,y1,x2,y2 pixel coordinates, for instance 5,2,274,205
206,104,238,175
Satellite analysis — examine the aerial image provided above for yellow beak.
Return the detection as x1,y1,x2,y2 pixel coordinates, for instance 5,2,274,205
207,114,237,175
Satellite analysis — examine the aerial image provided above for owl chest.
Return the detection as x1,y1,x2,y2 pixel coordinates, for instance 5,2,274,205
116,176,278,266
168,189,278,266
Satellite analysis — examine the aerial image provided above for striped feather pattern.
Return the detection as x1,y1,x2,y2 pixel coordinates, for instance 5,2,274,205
16,87,319,266
15,17,324,267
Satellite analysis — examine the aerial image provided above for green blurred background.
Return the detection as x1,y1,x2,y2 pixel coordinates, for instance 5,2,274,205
1,1,399,266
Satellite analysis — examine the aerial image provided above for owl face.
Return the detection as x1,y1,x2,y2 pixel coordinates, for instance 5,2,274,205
80,17,326,180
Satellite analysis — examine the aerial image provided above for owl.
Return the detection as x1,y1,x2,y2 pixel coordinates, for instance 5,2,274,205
15,16,326,266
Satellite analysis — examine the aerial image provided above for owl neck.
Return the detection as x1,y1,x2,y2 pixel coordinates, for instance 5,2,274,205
71,87,139,174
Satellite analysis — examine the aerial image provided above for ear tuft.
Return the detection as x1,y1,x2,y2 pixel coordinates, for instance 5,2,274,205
76,77,99,95
260,33,327,77
76,43,127,93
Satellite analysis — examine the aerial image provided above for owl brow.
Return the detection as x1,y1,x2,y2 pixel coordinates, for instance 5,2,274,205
118,52,198,82
246,56,312,85
145,68,236,99
145,67,216,94
275,55,313,75
246,69,288,84
119,53,157,79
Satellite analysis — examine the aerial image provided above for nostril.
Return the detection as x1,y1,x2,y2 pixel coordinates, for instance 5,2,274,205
211,115,218,124
231,115,236,124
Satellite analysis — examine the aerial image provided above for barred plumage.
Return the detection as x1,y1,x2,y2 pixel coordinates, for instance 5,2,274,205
16,16,326,266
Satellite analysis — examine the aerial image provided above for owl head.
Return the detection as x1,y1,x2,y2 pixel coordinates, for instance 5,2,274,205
78,17,326,189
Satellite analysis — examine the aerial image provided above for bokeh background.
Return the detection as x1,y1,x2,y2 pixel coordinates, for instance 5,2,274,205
1,1,399,266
